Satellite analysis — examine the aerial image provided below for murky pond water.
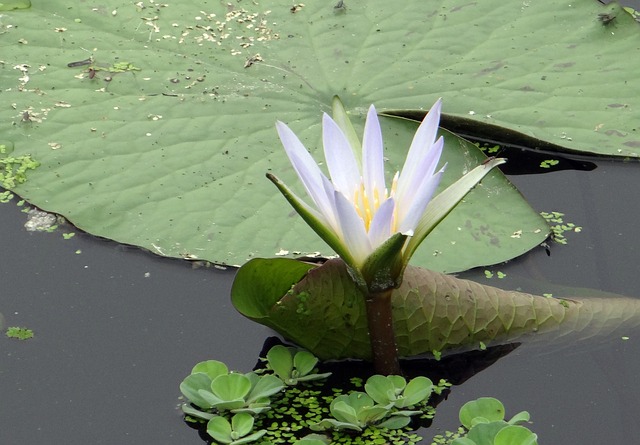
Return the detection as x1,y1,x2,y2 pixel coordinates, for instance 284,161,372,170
2,153,640,444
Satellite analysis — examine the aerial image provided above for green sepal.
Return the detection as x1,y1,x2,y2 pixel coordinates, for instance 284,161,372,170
266,173,358,268
359,232,408,293
331,95,362,163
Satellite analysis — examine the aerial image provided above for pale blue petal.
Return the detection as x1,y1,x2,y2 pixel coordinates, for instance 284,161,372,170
368,197,396,250
396,135,443,203
396,99,442,199
276,121,335,219
362,105,387,209
334,191,372,265
319,175,342,234
322,113,361,198
397,167,445,234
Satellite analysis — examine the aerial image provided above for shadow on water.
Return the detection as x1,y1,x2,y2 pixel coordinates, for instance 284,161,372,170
2,151,640,444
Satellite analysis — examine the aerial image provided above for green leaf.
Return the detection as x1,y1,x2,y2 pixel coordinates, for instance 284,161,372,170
197,389,231,410
328,392,391,426
331,96,362,164
293,434,330,445
232,257,640,359
230,430,267,445
494,425,538,445
179,373,214,409
507,411,531,425
400,376,434,407
192,360,229,380
230,258,315,321
210,374,252,404
330,401,360,426
231,412,254,438
377,416,411,429
309,418,362,432
207,416,233,444
266,173,359,270
364,375,401,406
360,405,393,425
460,398,506,429
4,0,572,272
265,345,293,381
245,373,284,403
292,350,318,377
451,438,477,445
467,421,509,445
181,404,216,421
0,0,30,11
5,326,34,340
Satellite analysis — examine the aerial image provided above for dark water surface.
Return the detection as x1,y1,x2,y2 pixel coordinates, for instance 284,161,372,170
2,157,640,445
431,159,640,444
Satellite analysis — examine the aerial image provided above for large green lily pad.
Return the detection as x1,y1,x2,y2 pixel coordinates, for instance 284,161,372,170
232,258,640,360
4,0,635,270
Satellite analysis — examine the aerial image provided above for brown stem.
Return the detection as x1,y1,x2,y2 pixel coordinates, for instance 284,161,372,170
365,288,401,375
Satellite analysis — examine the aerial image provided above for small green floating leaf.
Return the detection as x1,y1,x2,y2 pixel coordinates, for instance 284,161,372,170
459,397,506,429
6,326,34,340
539,159,560,168
494,425,538,445
192,360,229,379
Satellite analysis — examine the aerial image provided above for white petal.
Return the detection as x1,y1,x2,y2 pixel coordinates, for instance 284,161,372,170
319,174,342,234
396,99,442,199
334,191,372,264
397,167,445,234
362,105,387,209
276,121,335,219
368,197,396,250
322,113,361,197
396,135,443,206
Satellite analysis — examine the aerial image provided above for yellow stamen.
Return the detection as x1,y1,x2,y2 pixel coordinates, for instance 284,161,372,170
352,174,401,233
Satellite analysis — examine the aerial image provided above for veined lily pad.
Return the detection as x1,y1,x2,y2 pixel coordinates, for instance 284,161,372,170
4,0,635,270
231,258,640,360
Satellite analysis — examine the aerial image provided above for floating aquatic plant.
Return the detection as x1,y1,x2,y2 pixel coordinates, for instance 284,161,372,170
451,397,536,445
364,375,434,410
5,326,34,340
180,346,451,444
206,412,266,445
180,360,284,418
309,374,434,432
261,345,332,385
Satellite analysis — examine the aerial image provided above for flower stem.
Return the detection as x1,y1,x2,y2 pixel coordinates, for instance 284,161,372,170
365,288,401,375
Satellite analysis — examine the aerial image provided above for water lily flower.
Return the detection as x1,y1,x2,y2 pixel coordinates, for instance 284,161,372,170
267,98,505,374
268,98,504,291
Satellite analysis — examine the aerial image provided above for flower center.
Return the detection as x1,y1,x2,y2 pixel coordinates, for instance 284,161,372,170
352,174,398,232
